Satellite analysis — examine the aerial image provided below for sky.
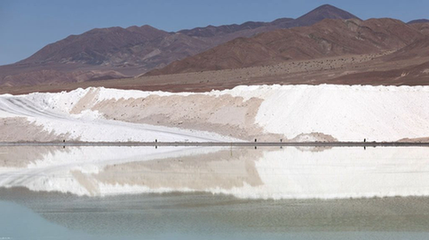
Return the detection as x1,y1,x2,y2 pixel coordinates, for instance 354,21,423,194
0,0,428,65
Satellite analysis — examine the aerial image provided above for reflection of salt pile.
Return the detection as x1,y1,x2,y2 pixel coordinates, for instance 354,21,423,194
221,147,429,199
2,146,429,200
1,84,429,142
0,146,228,196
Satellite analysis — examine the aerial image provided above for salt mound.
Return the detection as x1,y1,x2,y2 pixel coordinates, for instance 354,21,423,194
1,84,429,142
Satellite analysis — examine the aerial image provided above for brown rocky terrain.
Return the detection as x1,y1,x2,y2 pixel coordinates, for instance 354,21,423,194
0,4,359,87
2,48,428,96
409,22,429,35
385,36,429,61
20,25,170,66
178,4,358,40
1,4,427,93
148,18,423,75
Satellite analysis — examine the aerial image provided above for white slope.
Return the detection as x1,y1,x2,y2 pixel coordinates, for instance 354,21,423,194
220,84,429,141
0,88,239,142
1,84,429,141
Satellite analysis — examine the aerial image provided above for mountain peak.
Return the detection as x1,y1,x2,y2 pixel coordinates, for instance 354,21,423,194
317,4,338,9
295,4,360,26
408,19,429,24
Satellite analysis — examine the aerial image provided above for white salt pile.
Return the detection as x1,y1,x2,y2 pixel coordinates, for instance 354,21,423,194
1,84,429,142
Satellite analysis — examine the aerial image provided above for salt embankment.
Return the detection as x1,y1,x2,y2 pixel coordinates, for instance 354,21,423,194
1,84,429,142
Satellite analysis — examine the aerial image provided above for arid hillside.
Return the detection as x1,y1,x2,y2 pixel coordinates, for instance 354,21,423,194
1,4,428,92
148,18,423,75
0,4,359,87
409,22,429,35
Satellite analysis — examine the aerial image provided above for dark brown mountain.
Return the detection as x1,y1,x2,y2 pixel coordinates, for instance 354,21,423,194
148,18,423,75
292,4,359,26
0,4,360,87
20,25,169,66
178,21,272,38
0,25,212,86
6,25,211,75
179,4,358,38
176,4,359,47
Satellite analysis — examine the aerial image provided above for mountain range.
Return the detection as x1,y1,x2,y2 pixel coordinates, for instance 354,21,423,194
147,18,424,75
1,4,428,89
0,4,359,86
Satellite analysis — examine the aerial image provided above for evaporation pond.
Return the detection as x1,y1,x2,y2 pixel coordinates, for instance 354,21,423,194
1,146,429,239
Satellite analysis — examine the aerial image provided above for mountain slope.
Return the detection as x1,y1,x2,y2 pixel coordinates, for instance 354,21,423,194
17,25,212,73
20,25,170,65
148,18,423,75
409,22,429,35
0,4,360,87
179,4,358,38
0,26,213,86
386,36,429,61
292,4,359,26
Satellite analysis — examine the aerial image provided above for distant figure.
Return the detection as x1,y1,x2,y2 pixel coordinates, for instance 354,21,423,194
364,138,366,143
280,139,283,142
254,138,257,142
155,139,157,143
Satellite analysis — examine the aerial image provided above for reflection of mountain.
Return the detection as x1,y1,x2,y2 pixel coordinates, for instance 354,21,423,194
2,146,429,200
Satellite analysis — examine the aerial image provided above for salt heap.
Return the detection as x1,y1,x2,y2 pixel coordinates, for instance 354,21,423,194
0,84,429,142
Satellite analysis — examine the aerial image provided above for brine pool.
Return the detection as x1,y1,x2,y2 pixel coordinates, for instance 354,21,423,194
1,146,429,239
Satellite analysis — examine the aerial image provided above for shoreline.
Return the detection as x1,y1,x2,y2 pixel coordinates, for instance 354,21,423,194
1,141,429,147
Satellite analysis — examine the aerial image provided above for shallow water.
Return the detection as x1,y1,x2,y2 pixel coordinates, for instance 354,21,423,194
1,146,429,239
2,188,429,240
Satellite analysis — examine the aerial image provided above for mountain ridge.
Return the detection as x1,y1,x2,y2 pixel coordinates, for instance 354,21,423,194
0,4,362,87
408,19,429,24
147,18,423,75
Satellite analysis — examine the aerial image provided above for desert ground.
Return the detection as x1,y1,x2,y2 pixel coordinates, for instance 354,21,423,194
1,50,427,95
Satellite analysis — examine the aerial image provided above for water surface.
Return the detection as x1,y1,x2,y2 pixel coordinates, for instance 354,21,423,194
1,146,429,239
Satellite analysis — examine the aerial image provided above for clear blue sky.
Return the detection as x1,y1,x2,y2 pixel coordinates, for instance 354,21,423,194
0,0,427,65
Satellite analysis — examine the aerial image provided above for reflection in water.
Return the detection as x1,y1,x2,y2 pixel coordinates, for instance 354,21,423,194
2,146,429,239
1,146,429,199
